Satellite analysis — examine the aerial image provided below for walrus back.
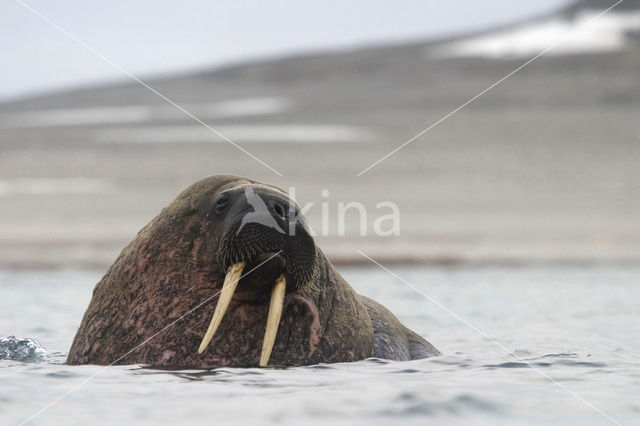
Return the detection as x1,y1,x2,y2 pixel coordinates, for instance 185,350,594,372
358,295,439,360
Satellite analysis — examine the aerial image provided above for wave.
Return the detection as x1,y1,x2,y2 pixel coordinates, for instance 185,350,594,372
0,336,49,363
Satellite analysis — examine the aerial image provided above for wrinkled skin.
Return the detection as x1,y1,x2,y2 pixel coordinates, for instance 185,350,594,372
67,174,439,367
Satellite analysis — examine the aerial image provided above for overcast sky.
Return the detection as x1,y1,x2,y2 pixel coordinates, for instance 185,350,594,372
1,0,569,101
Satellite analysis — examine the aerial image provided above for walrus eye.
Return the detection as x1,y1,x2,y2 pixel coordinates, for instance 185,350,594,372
214,193,231,215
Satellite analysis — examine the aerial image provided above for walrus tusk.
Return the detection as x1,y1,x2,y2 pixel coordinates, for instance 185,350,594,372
198,262,245,354
259,274,286,367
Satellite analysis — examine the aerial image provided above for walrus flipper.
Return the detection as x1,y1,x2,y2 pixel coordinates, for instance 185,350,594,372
359,295,440,360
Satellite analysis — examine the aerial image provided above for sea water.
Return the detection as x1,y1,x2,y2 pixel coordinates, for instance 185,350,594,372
1,267,639,425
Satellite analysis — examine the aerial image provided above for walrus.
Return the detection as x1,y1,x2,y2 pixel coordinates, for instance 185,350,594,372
67,174,439,367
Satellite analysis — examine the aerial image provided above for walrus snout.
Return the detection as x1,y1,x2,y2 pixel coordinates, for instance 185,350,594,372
216,184,317,290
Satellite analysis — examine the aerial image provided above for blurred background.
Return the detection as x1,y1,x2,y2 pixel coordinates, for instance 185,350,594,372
1,0,639,269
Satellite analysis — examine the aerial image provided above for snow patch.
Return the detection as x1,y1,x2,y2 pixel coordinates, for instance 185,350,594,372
0,178,114,196
0,97,292,128
93,124,370,144
432,11,640,59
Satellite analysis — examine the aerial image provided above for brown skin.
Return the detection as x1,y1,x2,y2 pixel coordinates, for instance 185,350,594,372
67,174,439,367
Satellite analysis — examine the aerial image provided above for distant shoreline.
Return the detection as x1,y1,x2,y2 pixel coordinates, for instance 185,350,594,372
2,253,639,271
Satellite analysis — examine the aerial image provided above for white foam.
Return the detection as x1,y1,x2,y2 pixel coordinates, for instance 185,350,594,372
0,178,114,196
93,124,370,144
432,11,640,59
0,97,292,128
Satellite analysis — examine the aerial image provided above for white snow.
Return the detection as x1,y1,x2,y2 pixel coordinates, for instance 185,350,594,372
432,10,640,59
93,124,371,144
0,97,292,129
0,178,114,196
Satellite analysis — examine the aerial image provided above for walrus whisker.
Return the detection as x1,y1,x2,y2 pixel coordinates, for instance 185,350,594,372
198,262,245,354
259,274,286,367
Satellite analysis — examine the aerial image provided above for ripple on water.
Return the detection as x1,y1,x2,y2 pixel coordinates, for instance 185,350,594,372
526,352,579,360
553,359,607,368
390,368,421,374
379,392,499,416
483,357,607,369
44,369,85,379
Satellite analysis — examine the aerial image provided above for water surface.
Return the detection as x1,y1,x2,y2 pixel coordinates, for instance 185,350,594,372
1,267,639,425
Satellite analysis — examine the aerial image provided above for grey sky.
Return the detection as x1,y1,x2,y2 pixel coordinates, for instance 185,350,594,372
1,0,568,101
